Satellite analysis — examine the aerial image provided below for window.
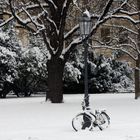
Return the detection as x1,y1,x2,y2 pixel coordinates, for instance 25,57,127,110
101,28,110,43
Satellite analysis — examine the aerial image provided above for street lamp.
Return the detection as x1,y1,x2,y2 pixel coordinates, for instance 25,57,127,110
79,12,92,110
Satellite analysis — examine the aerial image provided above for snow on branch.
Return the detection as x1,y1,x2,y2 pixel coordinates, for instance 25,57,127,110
41,32,54,56
111,15,140,25
103,24,138,35
44,0,57,10
36,1,59,35
0,16,14,27
93,45,137,61
98,0,114,21
119,10,140,16
64,24,79,40
91,14,100,19
72,0,82,12
116,43,137,53
46,16,59,35
62,0,140,58
9,0,36,32
26,3,48,10
59,0,71,37
92,32,139,61
8,0,59,35
21,7,45,31
62,37,82,57
20,1,49,34
61,0,69,17
128,36,140,54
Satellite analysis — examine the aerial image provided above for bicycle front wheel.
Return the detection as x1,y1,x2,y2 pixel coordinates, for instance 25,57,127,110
98,112,110,129
72,113,93,131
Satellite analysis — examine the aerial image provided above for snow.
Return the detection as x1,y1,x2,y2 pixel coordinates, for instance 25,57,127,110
48,0,57,10
63,37,82,54
83,9,91,18
0,94,140,140
64,62,81,83
0,32,9,41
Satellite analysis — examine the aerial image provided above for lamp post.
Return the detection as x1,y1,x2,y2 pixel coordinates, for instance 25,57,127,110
79,12,92,109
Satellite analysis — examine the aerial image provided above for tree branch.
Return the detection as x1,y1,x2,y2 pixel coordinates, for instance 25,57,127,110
9,0,36,32
92,45,137,61
98,0,114,21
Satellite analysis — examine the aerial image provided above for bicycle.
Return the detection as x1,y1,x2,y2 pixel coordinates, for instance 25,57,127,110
72,101,110,131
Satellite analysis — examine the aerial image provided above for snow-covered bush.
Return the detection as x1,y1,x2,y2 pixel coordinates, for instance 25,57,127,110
0,25,21,97
0,25,49,97
0,26,20,80
0,45,18,82
113,75,134,93
15,35,49,95
64,62,81,83
63,48,84,93
63,47,134,93
89,55,113,93
89,55,133,93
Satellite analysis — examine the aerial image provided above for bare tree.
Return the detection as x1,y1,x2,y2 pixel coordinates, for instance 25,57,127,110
90,0,140,99
0,0,140,102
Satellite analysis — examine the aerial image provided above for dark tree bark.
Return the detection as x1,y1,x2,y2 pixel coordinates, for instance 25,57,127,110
135,0,140,99
135,55,140,99
47,57,65,103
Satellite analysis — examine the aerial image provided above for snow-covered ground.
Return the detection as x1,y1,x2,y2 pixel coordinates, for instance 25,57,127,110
0,94,140,140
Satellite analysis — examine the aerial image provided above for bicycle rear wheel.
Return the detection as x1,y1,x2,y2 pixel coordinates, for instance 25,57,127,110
98,112,110,130
72,113,93,131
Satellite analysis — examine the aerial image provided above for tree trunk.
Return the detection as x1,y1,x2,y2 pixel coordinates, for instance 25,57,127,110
135,0,140,99
135,55,140,99
47,57,65,103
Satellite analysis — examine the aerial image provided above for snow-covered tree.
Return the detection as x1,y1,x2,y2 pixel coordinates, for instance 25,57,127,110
1,0,140,102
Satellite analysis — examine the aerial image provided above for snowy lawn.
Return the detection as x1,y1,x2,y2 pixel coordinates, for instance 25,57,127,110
0,94,140,140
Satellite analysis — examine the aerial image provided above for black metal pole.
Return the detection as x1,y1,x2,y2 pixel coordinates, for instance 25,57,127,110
84,40,89,108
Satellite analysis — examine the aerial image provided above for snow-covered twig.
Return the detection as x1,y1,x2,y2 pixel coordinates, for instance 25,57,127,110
36,1,59,35
128,36,140,54
9,0,36,32
0,16,14,27
44,0,57,10
98,0,114,21
21,7,45,29
119,10,140,16
62,37,82,56
111,15,140,25
92,45,137,61
103,24,138,35
64,24,79,40
41,32,54,56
